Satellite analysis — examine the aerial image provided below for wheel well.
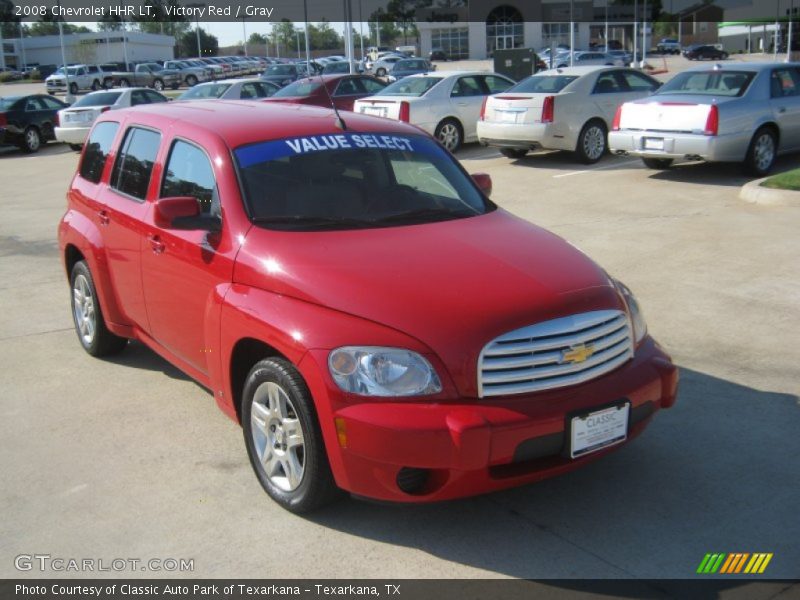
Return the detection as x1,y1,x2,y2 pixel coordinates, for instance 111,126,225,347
757,122,780,145
230,338,287,423
437,117,463,135
64,244,84,277
584,117,607,131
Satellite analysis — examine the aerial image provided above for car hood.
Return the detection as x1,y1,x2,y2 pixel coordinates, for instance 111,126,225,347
233,209,622,396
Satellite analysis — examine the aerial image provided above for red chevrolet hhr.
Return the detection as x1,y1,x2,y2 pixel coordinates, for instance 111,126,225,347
58,100,678,512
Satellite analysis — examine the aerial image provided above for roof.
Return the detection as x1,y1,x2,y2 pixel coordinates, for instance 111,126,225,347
106,100,423,148
402,70,490,79
683,61,800,73
537,65,621,76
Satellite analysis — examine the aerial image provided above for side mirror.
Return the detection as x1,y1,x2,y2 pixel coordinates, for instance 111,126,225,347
471,172,492,197
155,196,220,231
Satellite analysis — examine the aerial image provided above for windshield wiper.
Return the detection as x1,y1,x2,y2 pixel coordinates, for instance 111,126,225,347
252,215,373,230
373,207,469,225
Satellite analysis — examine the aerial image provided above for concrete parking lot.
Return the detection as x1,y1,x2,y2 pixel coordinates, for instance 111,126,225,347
0,73,798,593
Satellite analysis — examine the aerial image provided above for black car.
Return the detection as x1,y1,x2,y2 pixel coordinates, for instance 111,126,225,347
322,61,364,75
684,45,729,60
429,48,448,61
0,94,68,153
389,58,435,80
260,63,313,87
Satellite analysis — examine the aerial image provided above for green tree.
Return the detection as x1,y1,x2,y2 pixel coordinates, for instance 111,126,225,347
97,15,125,32
308,20,341,50
248,32,267,46
179,28,218,57
0,0,22,39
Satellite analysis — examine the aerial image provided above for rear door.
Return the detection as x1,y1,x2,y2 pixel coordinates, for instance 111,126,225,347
449,75,487,139
591,71,631,122
769,67,800,151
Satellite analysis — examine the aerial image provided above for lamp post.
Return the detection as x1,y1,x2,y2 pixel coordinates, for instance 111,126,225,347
358,0,365,60
241,17,248,56
19,22,27,72
633,0,639,68
303,0,311,66
186,3,206,57
787,0,795,61
569,0,575,67
605,0,609,53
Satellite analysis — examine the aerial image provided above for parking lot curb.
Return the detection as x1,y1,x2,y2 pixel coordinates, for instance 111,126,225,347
739,177,800,207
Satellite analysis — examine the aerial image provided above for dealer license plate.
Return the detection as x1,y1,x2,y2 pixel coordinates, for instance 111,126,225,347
496,110,522,124
570,403,629,459
362,105,387,117
643,137,664,150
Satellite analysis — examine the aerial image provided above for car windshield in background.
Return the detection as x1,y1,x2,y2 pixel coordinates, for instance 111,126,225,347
509,75,579,94
179,84,232,100
658,71,755,97
234,133,492,231
377,77,443,97
71,92,122,107
271,80,322,97
266,65,295,76
0,97,20,109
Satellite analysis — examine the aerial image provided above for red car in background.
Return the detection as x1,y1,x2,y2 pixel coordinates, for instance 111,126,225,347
58,101,678,513
264,74,387,111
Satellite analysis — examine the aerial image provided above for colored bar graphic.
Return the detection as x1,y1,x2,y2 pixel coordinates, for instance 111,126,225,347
719,554,736,574
701,552,773,575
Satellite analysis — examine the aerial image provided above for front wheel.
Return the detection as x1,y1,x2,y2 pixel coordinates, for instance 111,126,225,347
69,82,78,95
744,127,777,176
20,127,41,153
500,147,528,159
242,358,340,513
119,78,130,88
70,261,128,357
434,118,462,153
186,74,198,86
642,157,674,170
575,120,607,164
91,79,100,91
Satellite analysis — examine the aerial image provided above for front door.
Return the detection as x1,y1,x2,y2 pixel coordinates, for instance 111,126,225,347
770,67,800,151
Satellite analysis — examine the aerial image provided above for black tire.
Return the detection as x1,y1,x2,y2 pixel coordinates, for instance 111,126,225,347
170,82,179,90
642,157,674,170
153,79,165,91
744,127,777,176
69,82,79,95
575,120,607,164
242,358,340,513
69,144,83,151
119,78,130,88
48,91,56,96
186,74,198,86
500,147,528,159
434,118,463,153
69,260,127,357
19,126,41,153
376,67,386,77
91,79,100,91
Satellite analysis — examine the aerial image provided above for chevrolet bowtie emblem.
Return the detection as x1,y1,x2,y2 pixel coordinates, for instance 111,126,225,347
562,344,595,364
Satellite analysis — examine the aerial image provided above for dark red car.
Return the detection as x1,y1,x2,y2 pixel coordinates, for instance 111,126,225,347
58,101,678,512
264,74,387,111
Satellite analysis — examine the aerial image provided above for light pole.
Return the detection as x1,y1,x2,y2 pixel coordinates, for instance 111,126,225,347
605,0,609,53
241,18,248,56
633,0,639,68
303,0,311,66
358,0,365,60
187,3,206,57
788,0,795,61
19,22,27,72
569,0,575,67
642,0,648,66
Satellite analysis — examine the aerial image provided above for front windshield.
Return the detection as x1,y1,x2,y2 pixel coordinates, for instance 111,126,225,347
72,92,122,107
234,133,493,231
509,75,578,94
271,80,322,97
377,77,442,97
53,67,79,76
0,97,21,109
657,70,754,97
178,83,232,100
266,65,295,76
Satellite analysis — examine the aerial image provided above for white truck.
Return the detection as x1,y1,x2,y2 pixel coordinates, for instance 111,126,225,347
45,65,110,95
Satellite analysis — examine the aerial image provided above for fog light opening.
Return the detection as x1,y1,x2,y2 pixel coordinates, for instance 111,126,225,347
396,467,430,495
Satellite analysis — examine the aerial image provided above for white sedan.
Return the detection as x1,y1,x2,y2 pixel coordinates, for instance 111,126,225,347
177,78,281,101
353,71,516,152
476,66,661,163
55,87,168,150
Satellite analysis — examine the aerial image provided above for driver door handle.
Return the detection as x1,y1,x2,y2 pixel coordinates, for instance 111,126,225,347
97,209,109,225
147,234,165,254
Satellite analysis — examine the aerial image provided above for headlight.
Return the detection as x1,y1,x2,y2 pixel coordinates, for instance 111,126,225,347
613,279,647,344
328,347,442,397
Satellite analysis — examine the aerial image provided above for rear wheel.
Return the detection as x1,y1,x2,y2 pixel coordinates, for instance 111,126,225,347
69,82,78,95
20,127,41,153
575,120,607,164
186,74,198,86
744,127,777,176
376,67,387,77
70,260,127,357
91,79,100,91
642,158,674,170
434,118,463,153
69,144,83,152
153,79,165,91
500,147,528,159
242,358,340,513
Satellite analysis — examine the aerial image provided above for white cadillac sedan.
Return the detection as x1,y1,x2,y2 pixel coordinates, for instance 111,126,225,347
477,66,661,163
353,71,515,152
54,87,168,150
176,78,280,101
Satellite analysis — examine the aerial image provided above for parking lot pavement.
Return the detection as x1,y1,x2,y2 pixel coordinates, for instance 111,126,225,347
0,140,798,590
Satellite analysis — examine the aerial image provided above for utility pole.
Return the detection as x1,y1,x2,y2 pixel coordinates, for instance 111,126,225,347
788,0,795,61
303,0,311,66
633,0,639,68
569,0,575,67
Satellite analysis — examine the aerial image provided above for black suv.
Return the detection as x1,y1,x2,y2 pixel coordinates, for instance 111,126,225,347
684,45,729,60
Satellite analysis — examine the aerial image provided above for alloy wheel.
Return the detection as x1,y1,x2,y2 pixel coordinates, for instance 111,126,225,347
583,125,605,161
753,133,775,173
438,123,460,152
72,273,96,346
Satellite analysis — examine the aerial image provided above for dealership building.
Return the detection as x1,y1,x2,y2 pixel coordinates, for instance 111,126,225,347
1,31,175,70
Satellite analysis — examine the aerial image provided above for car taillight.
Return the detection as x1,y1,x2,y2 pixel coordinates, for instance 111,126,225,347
0,112,8,127
101,106,111,113
479,97,488,121
398,101,410,123
541,95,554,123
704,104,719,136
54,112,59,127
612,105,623,131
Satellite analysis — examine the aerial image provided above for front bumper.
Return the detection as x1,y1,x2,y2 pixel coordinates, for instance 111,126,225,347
301,337,678,503
55,126,90,145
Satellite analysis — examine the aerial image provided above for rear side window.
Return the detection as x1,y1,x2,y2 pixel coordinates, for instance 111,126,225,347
161,140,217,215
658,71,754,97
110,127,161,201
508,75,579,94
79,121,119,184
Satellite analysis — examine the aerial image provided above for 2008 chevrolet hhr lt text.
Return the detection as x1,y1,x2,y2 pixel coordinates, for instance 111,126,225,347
58,101,678,512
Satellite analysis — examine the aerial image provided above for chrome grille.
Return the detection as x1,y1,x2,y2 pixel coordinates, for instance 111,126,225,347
478,310,633,397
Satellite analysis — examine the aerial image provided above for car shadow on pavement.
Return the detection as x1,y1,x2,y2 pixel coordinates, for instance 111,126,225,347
0,143,73,158
647,155,798,187
105,340,193,383
309,367,799,586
